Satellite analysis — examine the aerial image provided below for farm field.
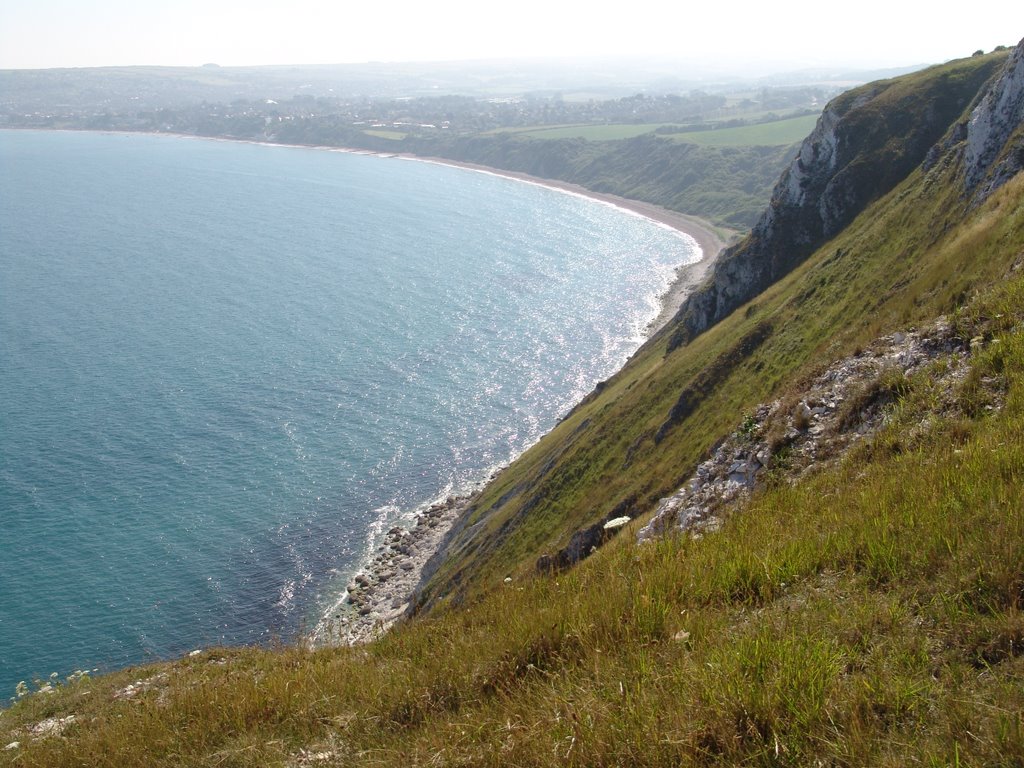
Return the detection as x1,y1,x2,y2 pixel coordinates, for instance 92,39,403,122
497,112,820,145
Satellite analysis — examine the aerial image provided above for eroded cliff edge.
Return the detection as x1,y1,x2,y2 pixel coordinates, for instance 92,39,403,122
412,43,1024,615
665,48,1016,352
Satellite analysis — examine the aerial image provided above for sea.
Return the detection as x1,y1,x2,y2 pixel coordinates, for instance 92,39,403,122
0,129,697,696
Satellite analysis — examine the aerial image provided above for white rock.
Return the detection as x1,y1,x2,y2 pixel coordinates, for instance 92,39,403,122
29,715,75,737
602,516,631,530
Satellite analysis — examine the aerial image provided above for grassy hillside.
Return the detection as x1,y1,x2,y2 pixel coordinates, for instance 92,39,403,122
492,122,685,141
4,50,1024,766
3,176,1022,765
414,53,1015,614
247,121,795,229
664,114,820,146
482,113,819,146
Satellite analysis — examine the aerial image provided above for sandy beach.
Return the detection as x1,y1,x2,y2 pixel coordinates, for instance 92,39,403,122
309,151,733,646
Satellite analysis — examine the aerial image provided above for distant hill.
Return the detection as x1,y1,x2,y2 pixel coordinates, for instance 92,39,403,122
0,59,842,229
0,58,930,105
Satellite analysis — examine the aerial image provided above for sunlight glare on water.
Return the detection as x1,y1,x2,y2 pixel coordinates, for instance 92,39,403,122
0,129,697,694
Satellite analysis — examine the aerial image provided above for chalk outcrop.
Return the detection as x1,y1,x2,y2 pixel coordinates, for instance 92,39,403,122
666,53,1007,351
964,38,1024,201
640,319,975,541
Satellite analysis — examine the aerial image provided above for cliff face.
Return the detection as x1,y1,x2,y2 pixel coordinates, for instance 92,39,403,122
964,40,1024,201
666,50,1011,351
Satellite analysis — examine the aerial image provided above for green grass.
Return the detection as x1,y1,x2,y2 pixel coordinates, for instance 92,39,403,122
494,114,821,146
400,131,795,229
666,114,822,146
496,123,679,141
417,72,1022,611
3,49,1021,767
363,129,406,141
398,54,1023,760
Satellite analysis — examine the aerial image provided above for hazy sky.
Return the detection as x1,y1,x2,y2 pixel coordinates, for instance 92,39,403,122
0,0,1019,70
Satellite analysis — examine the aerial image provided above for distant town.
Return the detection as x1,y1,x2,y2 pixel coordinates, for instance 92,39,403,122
0,58,909,141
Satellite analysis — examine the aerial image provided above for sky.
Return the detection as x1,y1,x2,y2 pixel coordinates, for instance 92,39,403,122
0,0,1020,71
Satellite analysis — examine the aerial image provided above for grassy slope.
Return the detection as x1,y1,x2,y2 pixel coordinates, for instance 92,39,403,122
666,114,822,146
489,114,818,145
3,175,1023,767
416,54,1018,613
497,123,682,141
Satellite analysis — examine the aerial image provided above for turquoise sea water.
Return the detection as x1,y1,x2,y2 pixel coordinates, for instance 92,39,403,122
0,130,696,695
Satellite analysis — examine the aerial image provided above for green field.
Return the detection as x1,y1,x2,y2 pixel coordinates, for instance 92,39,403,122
363,129,406,140
667,113,821,146
497,122,679,141
500,113,820,146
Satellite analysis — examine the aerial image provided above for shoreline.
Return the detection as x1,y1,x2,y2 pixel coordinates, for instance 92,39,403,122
12,128,730,646
311,490,475,645
296,149,731,644
16,127,728,334
394,154,730,334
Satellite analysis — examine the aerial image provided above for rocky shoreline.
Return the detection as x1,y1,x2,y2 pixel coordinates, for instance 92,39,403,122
312,492,472,644
307,160,730,646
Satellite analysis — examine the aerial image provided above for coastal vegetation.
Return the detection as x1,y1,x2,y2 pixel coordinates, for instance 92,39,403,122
414,50,1013,611
487,112,820,146
664,113,821,146
394,133,795,228
4,44,1024,766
